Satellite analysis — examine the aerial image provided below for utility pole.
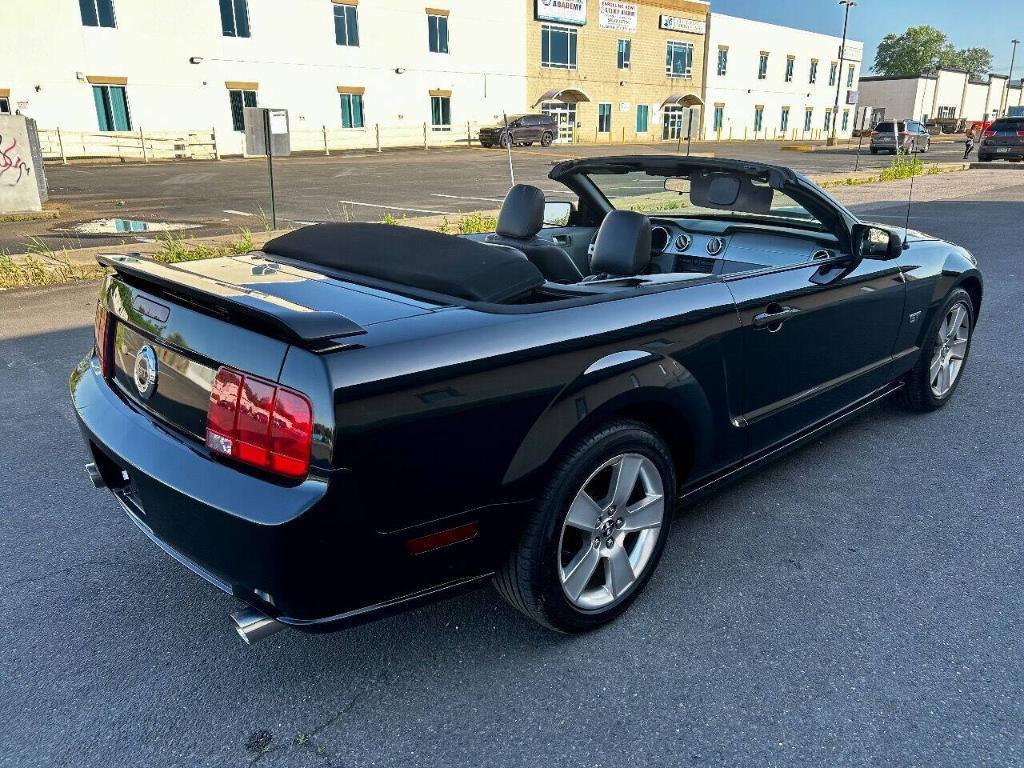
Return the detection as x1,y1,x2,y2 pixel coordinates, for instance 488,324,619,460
828,0,856,146
1001,39,1020,116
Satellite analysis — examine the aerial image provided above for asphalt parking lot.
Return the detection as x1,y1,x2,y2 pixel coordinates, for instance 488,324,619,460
1,174,1021,767
6,138,971,254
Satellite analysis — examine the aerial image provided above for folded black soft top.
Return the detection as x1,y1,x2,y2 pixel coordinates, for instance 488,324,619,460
263,223,544,304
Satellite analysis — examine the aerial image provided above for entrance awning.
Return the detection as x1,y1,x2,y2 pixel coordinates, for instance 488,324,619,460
532,88,592,107
660,94,704,108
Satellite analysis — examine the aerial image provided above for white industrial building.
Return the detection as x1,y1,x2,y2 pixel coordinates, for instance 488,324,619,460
858,70,1024,127
702,13,862,141
0,0,527,155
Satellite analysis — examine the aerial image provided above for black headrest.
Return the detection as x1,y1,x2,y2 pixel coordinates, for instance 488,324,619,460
496,184,545,239
591,210,652,277
689,172,773,214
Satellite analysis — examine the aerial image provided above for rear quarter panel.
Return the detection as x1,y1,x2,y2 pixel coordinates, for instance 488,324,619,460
324,280,744,535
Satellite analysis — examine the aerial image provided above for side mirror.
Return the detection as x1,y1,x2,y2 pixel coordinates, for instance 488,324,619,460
543,201,573,227
852,223,903,260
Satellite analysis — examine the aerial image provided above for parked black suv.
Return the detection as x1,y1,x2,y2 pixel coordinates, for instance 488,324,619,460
479,114,558,148
978,117,1024,162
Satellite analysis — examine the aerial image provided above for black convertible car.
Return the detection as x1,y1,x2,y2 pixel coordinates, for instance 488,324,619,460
72,156,982,643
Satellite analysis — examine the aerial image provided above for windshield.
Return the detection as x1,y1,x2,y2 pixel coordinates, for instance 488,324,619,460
585,169,823,227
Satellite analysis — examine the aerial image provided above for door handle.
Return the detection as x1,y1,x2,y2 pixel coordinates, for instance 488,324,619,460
552,235,571,245
752,305,800,331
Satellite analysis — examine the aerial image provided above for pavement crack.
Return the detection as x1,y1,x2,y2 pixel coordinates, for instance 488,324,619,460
0,557,117,593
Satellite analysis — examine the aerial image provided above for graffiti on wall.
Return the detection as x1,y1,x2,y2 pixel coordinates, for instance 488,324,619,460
0,134,31,185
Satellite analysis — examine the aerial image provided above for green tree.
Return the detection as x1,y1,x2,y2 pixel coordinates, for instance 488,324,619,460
873,25,993,78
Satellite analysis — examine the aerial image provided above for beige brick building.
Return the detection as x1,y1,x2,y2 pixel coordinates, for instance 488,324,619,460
525,0,709,144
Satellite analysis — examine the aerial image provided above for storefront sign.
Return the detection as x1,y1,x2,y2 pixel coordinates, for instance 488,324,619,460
659,14,706,35
599,1,637,32
536,0,587,25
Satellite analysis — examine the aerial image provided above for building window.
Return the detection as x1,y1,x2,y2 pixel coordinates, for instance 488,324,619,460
713,105,724,131
340,92,364,128
757,53,768,81
428,13,449,54
804,108,813,132
842,109,850,131
780,107,790,132
636,104,649,133
753,106,763,133
228,89,257,131
937,105,957,118
666,41,693,78
219,0,249,37
80,0,116,27
0,97,11,115
824,110,832,131
93,85,131,131
717,47,728,76
334,3,359,46
809,60,818,85
430,95,451,130
598,103,612,133
847,64,855,88
541,24,578,69
829,61,837,87
617,39,631,70
785,57,794,83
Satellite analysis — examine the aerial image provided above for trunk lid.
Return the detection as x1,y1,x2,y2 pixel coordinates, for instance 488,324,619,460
99,252,439,440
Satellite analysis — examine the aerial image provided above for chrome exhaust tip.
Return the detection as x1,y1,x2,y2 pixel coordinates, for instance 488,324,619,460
230,607,284,645
85,462,105,489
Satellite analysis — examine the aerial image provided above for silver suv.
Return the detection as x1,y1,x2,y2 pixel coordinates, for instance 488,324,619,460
870,120,930,154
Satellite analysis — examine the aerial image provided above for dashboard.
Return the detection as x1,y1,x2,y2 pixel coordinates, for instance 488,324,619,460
645,218,840,276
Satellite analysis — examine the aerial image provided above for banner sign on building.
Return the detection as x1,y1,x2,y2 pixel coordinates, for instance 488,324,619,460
536,0,587,25
599,1,637,32
846,90,859,105
659,15,706,35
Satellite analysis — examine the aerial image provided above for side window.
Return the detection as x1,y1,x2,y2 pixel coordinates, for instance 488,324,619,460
80,0,116,28
219,0,250,37
334,3,359,46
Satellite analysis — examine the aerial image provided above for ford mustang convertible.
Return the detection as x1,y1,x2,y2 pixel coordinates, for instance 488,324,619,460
71,156,982,643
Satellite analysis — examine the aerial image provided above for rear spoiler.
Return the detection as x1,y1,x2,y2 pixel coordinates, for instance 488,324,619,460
98,254,366,346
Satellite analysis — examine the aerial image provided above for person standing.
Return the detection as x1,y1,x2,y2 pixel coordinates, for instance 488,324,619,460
963,127,975,160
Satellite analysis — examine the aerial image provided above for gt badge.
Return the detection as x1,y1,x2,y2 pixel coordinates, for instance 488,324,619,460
134,345,159,400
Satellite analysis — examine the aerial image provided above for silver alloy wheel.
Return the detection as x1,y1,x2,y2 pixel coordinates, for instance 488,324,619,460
557,453,665,611
930,301,971,398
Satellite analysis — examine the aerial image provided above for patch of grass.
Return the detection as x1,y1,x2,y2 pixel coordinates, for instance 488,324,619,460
0,238,104,290
380,212,404,226
0,209,61,223
437,211,498,235
152,230,255,264
879,152,924,182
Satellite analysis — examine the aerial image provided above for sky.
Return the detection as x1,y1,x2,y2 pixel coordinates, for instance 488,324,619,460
711,0,1023,77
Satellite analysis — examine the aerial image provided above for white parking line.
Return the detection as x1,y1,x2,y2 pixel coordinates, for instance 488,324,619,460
337,200,454,215
223,209,254,217
432,194,505,203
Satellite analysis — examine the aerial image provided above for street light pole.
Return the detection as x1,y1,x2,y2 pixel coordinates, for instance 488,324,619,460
828,0,856,146
1002,39,1020,116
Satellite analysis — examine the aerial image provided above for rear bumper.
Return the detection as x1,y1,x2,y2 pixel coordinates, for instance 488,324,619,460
71,355,497,631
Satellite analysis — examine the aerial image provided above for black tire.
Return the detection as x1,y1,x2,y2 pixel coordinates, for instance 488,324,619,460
494,420,676,632
870,148,878,155
524,141,534,146
894,288,975,412
499,133,510,148
541,132,554,147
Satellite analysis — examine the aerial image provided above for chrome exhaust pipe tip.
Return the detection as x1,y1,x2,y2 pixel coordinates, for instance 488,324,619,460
230,607,284,645
85,462,105,489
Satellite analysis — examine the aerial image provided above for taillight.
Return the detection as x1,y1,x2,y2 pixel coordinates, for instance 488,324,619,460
1017,131,1024,137
870,130,879,137
94,305,112,377
205,366,313,480
983,130,996,137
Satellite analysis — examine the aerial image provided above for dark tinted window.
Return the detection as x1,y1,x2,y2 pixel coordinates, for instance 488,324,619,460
875,121,906,132
991,118,1024,133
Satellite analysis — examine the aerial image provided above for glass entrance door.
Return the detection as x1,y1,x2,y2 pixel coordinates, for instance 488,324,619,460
662,106,684,140
541,102,577,143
